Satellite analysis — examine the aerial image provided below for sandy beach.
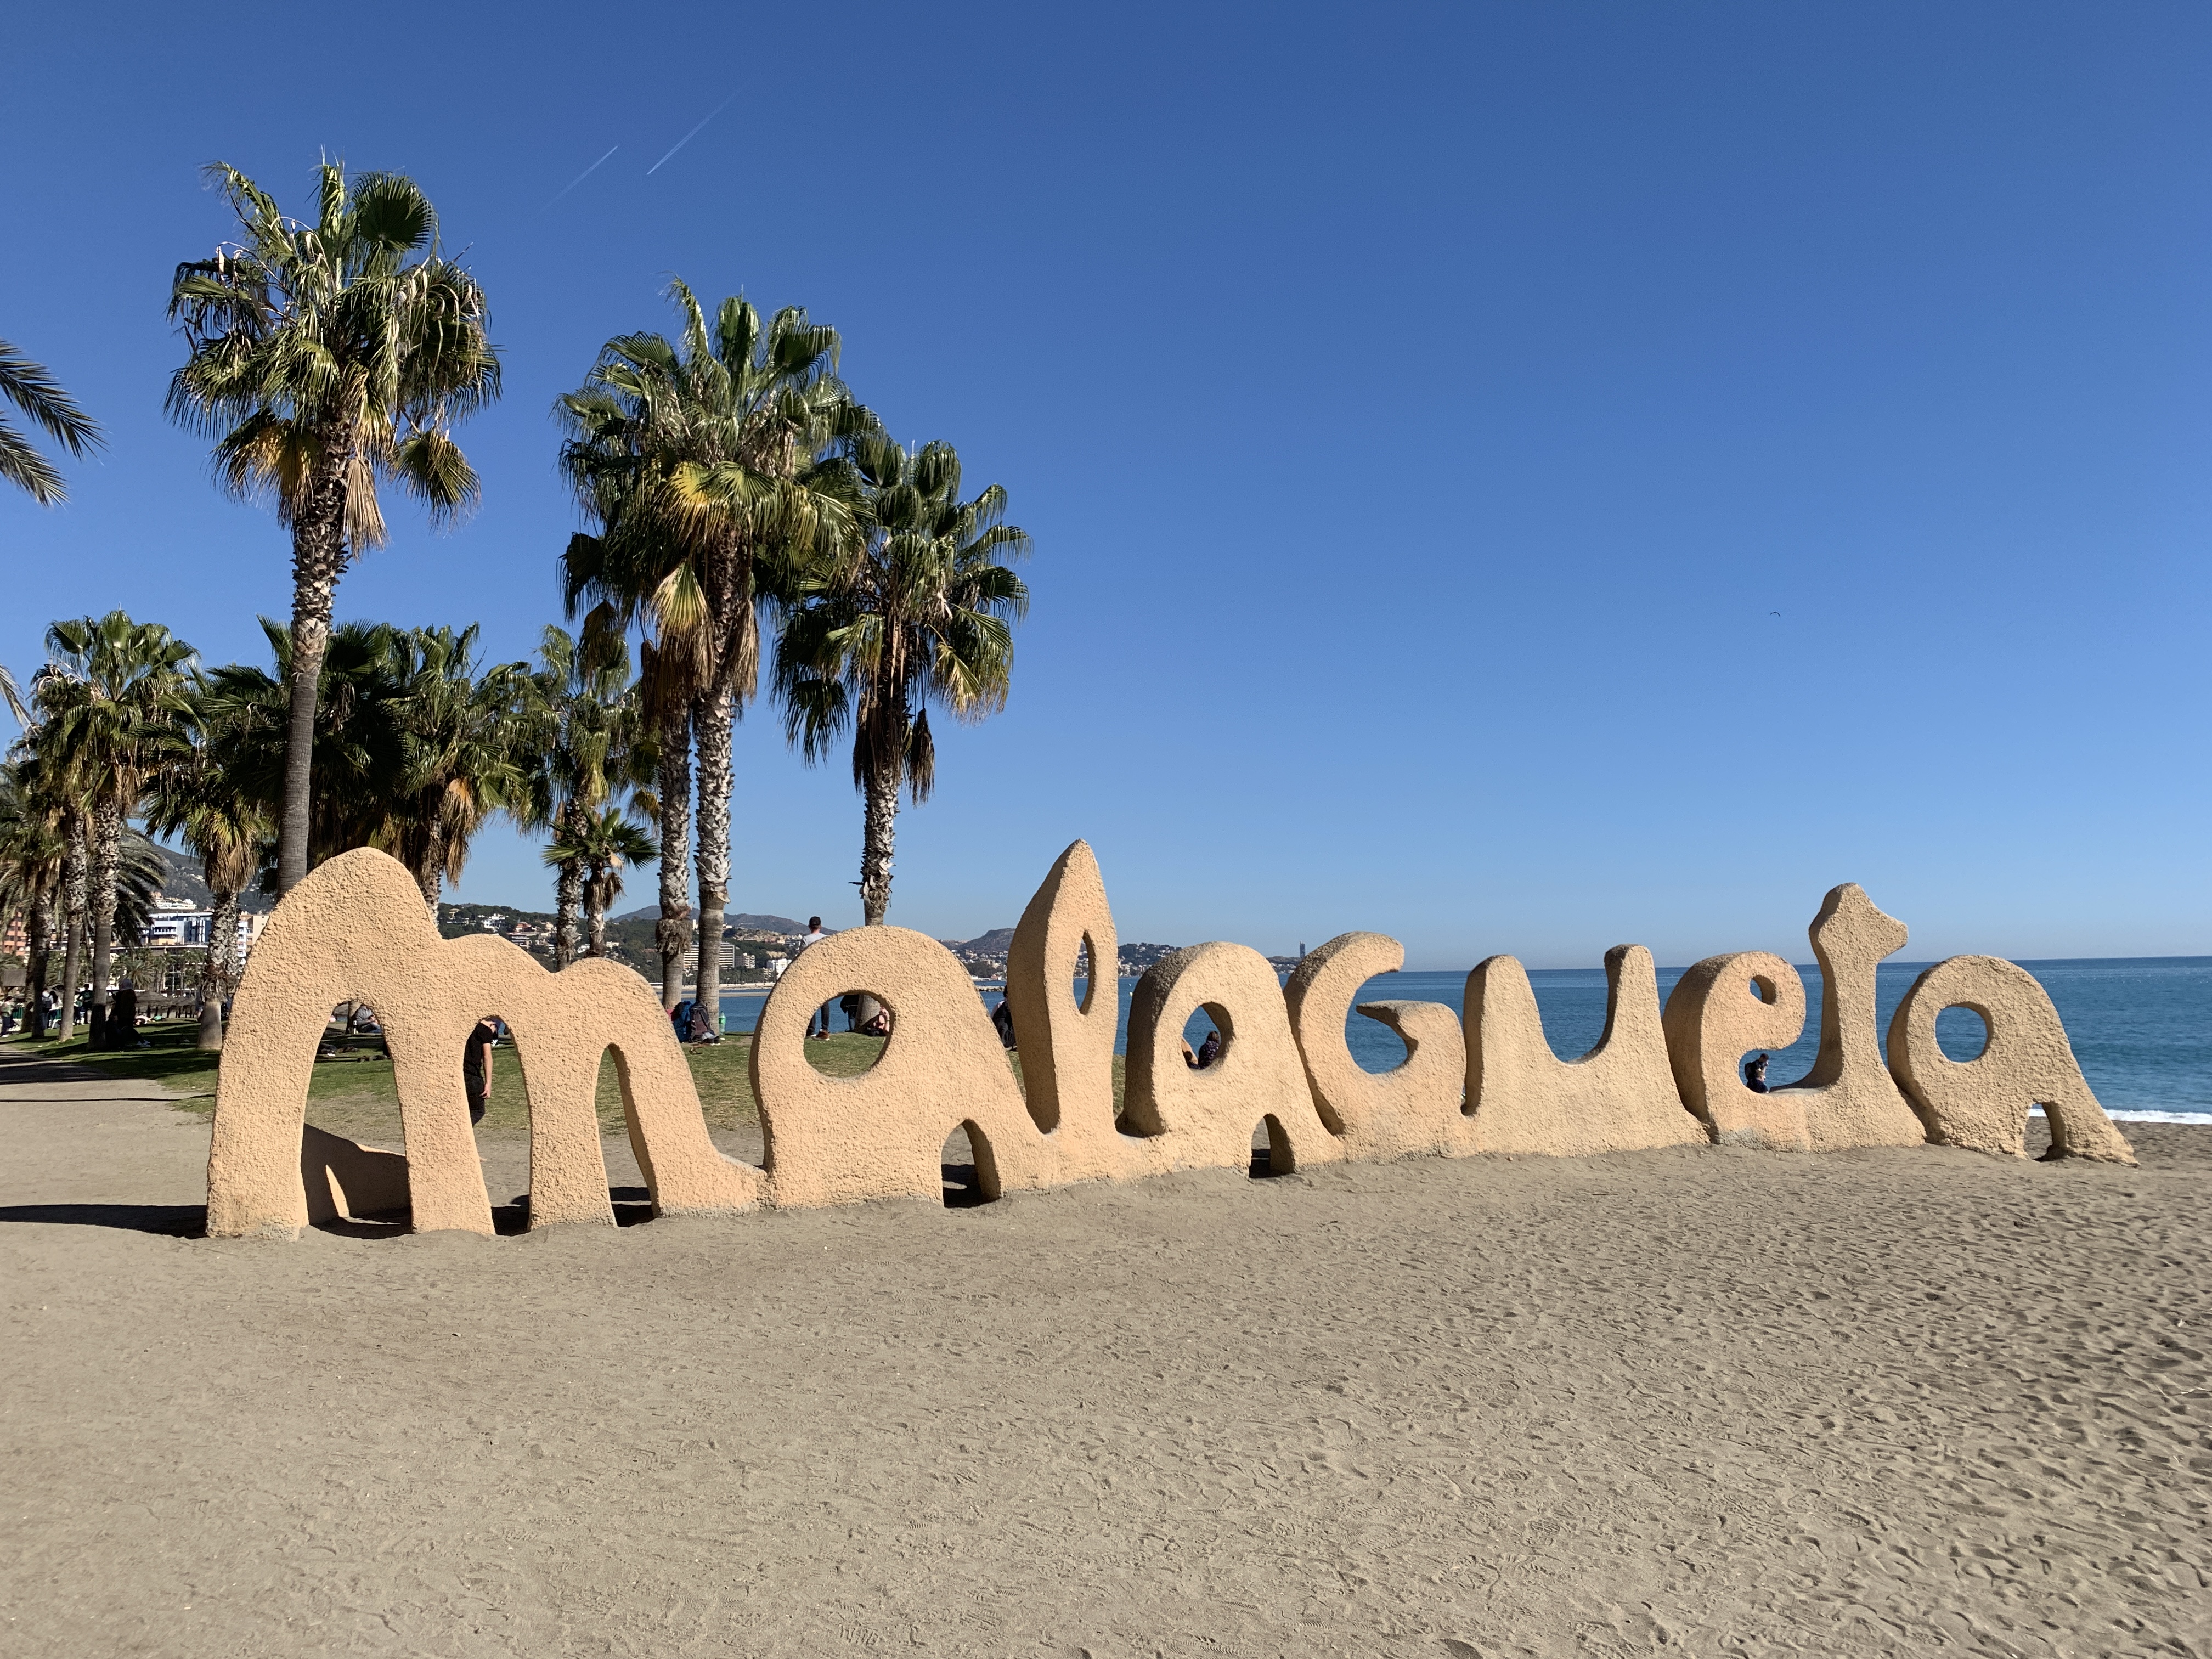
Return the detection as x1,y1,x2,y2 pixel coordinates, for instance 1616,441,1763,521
1,1047,2205,1658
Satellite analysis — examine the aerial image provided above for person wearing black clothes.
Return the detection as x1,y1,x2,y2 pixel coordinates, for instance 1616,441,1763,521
992,990,1017,1049
462,1018,499,1124
1742,1052,1770,1093
1195,1029,1222,1070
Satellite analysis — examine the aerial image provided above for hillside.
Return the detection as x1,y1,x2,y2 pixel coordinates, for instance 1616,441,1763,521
613,906,808,936
152,845,276,913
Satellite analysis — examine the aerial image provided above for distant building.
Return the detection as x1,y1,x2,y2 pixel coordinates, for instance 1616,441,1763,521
140,898,265,960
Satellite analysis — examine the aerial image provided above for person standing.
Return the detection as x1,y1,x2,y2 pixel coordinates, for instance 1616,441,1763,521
798,917,834,1040
462,1018,499,1124
111,975,140,1048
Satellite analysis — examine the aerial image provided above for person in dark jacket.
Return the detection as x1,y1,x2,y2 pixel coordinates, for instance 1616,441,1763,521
1194,1029,1222,1070
1742,1051,1770,1093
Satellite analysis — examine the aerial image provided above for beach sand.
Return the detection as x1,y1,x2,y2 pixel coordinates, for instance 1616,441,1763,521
1,1049,2204,1657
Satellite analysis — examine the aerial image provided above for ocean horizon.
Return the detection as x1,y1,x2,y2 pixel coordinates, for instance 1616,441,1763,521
713,953,2210,1119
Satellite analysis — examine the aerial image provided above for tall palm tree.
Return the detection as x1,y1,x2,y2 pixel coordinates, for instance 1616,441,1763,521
557,279,870,1035
544,805,657,960
521,624,647,968
386,625,529,915
775,436,1030,925
33,614,195,1046
557,394,698,1004
0,339,103,505
166,163,500,897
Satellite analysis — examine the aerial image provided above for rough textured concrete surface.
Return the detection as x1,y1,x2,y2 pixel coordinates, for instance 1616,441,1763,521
1123,943,1343,1176
752,923,1058,1207
1887,954,2137,1165
1662,952,1812,1151
1005,840,1126,1174
208,849,761,1238
1464,946,1710,1156
1284,933,1467,1160
1773,884,1929,1151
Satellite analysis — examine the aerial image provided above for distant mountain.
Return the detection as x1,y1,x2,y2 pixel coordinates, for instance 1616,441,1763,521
612,906,810,935
153,844,276,913
949,927,1016,956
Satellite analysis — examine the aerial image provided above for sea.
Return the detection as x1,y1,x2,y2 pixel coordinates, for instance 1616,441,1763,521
713,956,2211,1120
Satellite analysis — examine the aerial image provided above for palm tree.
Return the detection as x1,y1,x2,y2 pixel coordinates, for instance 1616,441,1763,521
0,340,103,505
557,279,870,1034
199,619,417,878
33,614,195,1046
544,805,657,960
386,625,529,915
166,163,500,897
775,436,1030,925
557,396,698,1004
0,763,66,1036
147,677,272,1049
521,625,647,968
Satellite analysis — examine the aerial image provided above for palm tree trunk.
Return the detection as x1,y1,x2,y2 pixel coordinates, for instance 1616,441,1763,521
57,820,86,1039
87,799,120,1047
416,813,447,918
26,884,53,1038
585,865,609,958
690,686,733,1040
552,834,583,970
276,450,350,898
654,704,692,1009
196,886,240,1051
858,749,899,927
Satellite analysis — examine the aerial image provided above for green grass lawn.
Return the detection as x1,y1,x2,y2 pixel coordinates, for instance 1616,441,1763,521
1,1018,1122,1146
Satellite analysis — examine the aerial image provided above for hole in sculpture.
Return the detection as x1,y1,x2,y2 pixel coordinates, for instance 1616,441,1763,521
1182,1003,1231,1071
1351,996,1415,1075
594,1041,763,1185
1936,1005,1990,1062
1748,975,1778,1005
1249,1115,1291,1178
462,1013,532,1234
803,988,894,1076
941,1120,999,1207
1073,930,1101,1015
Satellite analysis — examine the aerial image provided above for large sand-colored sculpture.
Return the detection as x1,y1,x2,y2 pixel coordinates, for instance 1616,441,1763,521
207,848,762,1238
749,925,1058,1206
1283,933,1466,1160
1661,952,1812,1150
209,843,2132,1240
1464,946,1710,1156
1122,943,1343,1176
1771,885,1928,1150
1886,955,2136,1165
1005,840,1129,1177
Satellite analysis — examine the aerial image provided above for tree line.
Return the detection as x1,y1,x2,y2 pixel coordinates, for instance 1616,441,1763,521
2,162,1031,1047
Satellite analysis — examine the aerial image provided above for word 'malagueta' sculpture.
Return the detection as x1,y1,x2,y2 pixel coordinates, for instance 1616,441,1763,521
204,842,2135,1239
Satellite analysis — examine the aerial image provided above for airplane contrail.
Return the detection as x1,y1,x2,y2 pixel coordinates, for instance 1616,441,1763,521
647,95,737,175
541,145,619,212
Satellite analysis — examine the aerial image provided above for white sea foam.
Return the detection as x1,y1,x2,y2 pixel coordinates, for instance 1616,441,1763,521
2030,1107,2209,1124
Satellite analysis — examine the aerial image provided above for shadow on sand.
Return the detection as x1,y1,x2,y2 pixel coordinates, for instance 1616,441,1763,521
0,1201,206,1236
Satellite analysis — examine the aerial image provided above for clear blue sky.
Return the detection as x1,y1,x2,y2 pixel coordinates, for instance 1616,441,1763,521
3,3,2207,968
